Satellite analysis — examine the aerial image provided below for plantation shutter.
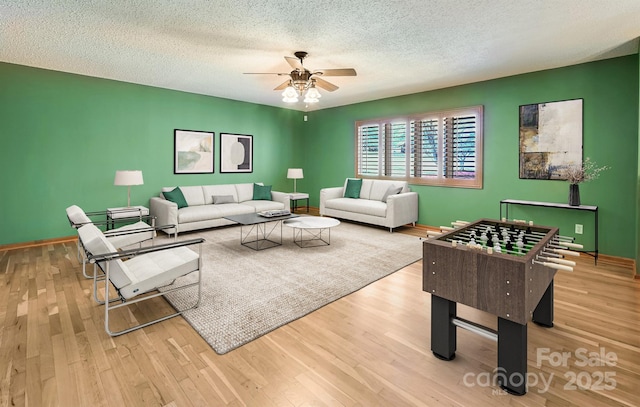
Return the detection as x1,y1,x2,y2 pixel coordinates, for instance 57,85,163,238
357,123,381,176
384,121,407,177
355,105,482,188
411,118,439,178
443,114,477,179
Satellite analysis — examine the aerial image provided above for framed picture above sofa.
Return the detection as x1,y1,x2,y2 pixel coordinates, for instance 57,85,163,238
220,133,253,173
174,129,215,174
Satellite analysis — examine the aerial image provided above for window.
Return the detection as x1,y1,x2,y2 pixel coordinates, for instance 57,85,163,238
355,105,483,188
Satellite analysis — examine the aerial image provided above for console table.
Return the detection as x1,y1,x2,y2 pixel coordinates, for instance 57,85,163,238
499,199,598,264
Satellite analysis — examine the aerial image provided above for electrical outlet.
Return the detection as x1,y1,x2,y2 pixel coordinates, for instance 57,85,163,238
575,224,583,234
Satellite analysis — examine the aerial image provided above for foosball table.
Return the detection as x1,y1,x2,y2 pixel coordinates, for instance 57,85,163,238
423,218,581,395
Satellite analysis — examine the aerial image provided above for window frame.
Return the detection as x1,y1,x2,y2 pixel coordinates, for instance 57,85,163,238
355,105,483,189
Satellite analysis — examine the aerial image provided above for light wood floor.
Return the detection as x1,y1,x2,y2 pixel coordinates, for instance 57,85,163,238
1,221,639,406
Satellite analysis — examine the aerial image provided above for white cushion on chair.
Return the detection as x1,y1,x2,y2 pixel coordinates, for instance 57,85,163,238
106,221,155,249
119,246,199,299
78,224,200,300
77,224,132,288
66,205,92,226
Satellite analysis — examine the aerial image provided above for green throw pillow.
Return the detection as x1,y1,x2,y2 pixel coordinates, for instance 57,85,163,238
164,187,188,209
344,178,362,198
253,183,272,200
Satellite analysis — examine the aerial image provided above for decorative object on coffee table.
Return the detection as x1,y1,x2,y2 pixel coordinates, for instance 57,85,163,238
562,157,609,206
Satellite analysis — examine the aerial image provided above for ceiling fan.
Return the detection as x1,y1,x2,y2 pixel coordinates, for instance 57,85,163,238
244,51,357,103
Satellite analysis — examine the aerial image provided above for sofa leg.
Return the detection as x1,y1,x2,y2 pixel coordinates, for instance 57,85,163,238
389,227,393,233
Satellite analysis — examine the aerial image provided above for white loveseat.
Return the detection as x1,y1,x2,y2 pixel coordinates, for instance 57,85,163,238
150,183,290,235
320,179,418,232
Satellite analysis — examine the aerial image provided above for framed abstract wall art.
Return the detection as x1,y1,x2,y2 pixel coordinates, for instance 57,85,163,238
220,133,253,173
519,99,583,180
174,129,214,174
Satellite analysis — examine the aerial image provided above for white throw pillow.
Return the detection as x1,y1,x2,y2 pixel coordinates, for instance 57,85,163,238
213,195,235,204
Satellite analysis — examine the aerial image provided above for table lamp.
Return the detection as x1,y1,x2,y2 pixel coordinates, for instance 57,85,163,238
287,168,303,193
114,170,144,207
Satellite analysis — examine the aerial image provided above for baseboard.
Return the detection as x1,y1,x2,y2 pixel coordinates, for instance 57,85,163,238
3,223,638,277
592,253,635,271
0,235,76,252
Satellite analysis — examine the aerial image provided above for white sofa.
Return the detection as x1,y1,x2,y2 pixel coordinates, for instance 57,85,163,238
320,179,418,232
150,183,290,235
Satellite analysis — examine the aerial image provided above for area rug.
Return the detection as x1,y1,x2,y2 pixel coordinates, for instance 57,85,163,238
162,219,422,354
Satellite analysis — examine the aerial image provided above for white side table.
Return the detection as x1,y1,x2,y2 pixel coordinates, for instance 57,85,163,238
106,206,149,230
289,192,309,213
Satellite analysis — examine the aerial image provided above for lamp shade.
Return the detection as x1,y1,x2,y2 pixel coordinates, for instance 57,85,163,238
114,170,144,186
287,168,303,179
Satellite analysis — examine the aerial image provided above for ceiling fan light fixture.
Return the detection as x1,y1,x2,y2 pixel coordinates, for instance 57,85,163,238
245,52,356,105
304,86,321,103
282,85,299,103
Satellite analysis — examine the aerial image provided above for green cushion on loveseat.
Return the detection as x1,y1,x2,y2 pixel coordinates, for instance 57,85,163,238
164,187,188,209
344,178,362,199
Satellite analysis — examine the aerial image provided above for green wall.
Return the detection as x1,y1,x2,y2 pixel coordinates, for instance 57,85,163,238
0,62,303,246
302,55,639,259
1,56,638,261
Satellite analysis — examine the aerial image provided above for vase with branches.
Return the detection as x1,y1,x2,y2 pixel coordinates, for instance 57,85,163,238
562,157,609,206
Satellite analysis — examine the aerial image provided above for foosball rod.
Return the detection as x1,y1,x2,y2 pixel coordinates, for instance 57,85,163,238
471,223,547,239
443,237,531,256
537,255,576,267
449,230,539,250
551,240,583,249
546,247,581,257
474,225,581,249
446,233,580,259
532,259,573,272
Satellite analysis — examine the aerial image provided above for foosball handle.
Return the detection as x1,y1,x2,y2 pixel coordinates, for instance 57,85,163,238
540,262,573,272
546,257,577,267
554,248,580,257
557,241,584,249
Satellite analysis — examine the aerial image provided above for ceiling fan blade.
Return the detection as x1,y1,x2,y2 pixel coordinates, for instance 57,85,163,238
285,56,303,70
274,80,291,91
244,72,290,75
314,68,357,77
314,78,339,92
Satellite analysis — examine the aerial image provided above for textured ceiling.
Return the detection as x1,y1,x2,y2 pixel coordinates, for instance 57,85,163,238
1,1,639,111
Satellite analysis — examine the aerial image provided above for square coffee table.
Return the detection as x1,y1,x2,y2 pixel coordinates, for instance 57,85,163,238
224,212,299,250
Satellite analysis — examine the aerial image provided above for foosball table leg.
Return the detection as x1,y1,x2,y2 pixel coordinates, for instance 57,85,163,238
497,318,527,396
532,281,554,328
431,295,457,361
